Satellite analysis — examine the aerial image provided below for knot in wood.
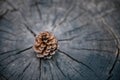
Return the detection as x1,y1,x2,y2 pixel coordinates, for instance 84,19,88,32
33,31,58,59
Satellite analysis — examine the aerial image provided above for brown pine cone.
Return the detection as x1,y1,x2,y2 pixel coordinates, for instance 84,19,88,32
33,31,58,58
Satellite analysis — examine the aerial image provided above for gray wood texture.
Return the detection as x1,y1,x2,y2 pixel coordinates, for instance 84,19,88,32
0,0,120,80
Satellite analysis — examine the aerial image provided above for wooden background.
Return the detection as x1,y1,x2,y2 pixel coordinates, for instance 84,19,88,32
0,0,120,80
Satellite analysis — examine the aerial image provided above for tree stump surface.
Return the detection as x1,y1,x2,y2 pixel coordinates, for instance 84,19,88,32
0,0,120,80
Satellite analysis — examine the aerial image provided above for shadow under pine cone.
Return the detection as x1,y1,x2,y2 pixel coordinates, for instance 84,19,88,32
0,0,120,80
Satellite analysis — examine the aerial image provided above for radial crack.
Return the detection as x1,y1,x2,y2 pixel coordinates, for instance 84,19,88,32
72,67,85,79
0,9,8,19
0,73,8,80
0,36,18,41
61,23,88,36
19,10,27,22
5,0,18,11
48,61,54,80
95,8,116,19
0,46,32,62
49,61,61,80
15,46,32,54
17,62,32,79
58,35,80,42
24,23,36,37
51,14,58,27
52,57,69,80
7,60,25,80
58,2,76,25
35,3,42,20
58,49,101,80
30,64,35,80
51,6,57,27
8,70,16,80
58,49,92,70
71,47,114,53
86,38,120,42
0,56,22,72
0,29,16,36
66,58,86,80
0,49,18,55
52,2,76,31
69,13,83,22
39,59,42,80
20,10,37,37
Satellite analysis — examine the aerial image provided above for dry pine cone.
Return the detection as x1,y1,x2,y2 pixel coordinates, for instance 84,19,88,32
33,31,58,58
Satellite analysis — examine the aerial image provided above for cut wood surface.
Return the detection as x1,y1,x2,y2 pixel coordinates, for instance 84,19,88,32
0,0,120,80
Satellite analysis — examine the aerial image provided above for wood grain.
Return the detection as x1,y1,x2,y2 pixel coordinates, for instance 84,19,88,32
0,0,120,80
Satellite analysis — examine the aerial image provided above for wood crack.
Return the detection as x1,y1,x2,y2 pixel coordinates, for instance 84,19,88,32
0,46,32,62
0,9,8,19
0,29,16,36
16,61,32,80
106,47,120,80
0,36,18,41
51,1,76,31
24,23,36,37
39,59,42,80
58,35,80,42
35,3,42,20
0,49,18,55
101,18,120,80
0,56,22,72
52,57,70,80
58,49,101,80
71,47,114,53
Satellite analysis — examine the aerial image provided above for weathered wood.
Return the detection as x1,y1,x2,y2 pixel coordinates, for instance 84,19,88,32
0,0,120,80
